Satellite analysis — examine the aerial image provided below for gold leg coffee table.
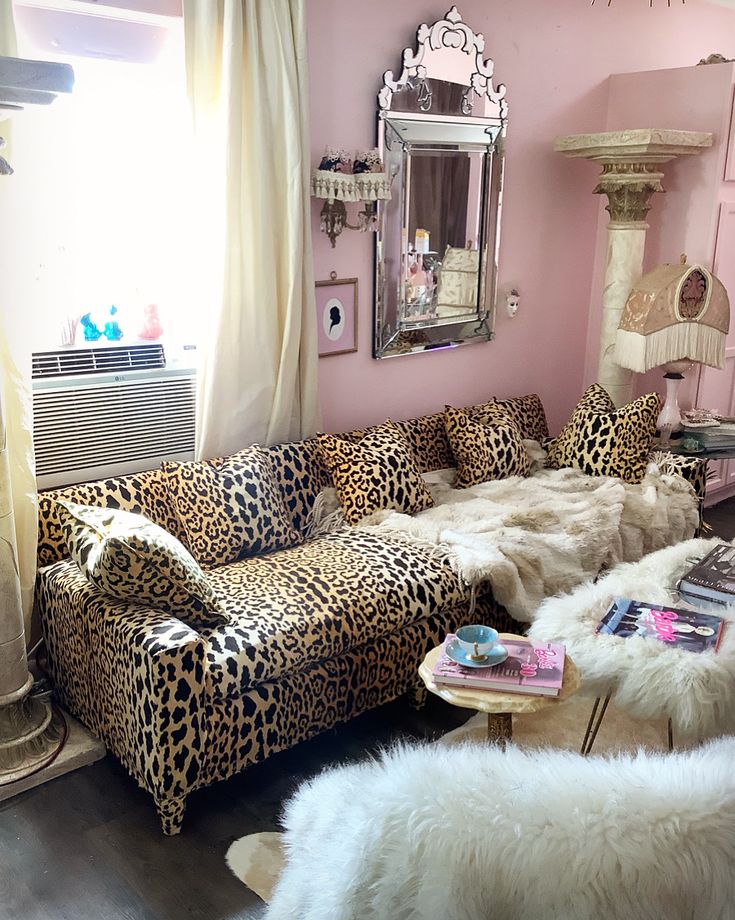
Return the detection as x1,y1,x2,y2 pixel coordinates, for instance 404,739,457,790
418,634,581,749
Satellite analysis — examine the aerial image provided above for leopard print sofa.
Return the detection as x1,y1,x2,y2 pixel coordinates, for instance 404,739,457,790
36,398,706,834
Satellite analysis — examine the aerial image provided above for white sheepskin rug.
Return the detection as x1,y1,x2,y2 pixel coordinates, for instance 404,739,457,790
353,464,698,621
529,537,735,739
263,739,735,920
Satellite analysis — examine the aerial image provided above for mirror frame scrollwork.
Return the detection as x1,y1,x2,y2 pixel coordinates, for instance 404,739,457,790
373,6,509,359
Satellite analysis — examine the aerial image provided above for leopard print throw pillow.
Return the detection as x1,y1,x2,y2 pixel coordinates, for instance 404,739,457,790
444,405,531,489
317,420,434,525
57,501,225,628
547,385,661,483
162,447,301,568
470,393,549,443
546,383,615,471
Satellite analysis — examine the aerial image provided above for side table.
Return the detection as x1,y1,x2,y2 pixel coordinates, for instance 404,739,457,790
418,634,581,749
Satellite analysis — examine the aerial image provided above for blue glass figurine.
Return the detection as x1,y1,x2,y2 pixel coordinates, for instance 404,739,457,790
103,305,123,342
80,312,102,341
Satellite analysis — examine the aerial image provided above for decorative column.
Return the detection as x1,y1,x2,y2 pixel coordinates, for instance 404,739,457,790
554,130,712,407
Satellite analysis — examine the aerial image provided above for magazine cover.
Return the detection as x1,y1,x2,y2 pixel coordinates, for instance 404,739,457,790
597,597,724,653
432,637,565,697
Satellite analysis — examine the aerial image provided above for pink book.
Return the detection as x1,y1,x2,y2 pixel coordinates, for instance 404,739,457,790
432,636,566,697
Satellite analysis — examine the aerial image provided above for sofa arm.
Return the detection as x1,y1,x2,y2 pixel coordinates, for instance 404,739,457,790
649,449,707,535
37,561,209,832
648,450,707,501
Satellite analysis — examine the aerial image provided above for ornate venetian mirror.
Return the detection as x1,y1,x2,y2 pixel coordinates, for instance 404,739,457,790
374,6,508,359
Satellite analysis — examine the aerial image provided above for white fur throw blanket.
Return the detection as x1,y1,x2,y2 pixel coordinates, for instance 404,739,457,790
310,465,698,622
530,538,735,738
265,739,735,920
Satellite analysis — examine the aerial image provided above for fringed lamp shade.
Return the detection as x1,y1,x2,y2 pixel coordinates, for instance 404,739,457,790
615,261,730,373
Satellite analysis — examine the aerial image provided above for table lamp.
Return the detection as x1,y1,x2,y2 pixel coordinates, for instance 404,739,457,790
615,256,731,442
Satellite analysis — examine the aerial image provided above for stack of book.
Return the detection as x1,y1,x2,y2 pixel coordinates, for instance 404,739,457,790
432,636,566,697
681,421,735,452
678,543,735,610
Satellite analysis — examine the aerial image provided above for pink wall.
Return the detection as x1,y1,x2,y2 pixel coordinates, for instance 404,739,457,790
306,0,735,436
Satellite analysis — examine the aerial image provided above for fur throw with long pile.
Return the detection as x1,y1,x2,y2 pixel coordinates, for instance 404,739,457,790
265,739,735,920
312,465,698,621
530,537,735,738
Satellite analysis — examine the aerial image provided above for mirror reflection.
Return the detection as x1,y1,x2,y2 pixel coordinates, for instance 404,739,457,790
405,147,485,325
373,7,507,359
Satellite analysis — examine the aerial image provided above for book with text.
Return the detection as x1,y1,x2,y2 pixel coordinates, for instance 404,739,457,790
597,597,724,653
678,544,735,607
432,636,566,697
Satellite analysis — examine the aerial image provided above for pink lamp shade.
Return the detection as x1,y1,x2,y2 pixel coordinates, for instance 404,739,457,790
615,259,730,373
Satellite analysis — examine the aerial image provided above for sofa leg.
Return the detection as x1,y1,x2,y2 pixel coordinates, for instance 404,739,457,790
406,683,428,710
155,793,187,836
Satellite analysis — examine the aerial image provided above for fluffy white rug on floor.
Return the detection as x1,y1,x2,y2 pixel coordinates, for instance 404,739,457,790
261,738,735,920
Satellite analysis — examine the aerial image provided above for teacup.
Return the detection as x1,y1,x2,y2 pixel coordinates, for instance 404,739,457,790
455,624,499,662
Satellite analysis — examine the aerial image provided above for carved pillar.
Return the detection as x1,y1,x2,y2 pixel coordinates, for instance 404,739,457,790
592,164,663,406
555,130,712,407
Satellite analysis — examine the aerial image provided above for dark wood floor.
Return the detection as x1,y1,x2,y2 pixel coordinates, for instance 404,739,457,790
3,499,734,920
0,695,472,920
703,494,735,541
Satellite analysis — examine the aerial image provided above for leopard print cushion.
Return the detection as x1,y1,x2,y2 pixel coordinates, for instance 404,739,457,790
546,383,615,470
470,393,549,443
547,385,661,484
262,439,331,534
162,447,300,568
395,412,455,473
38,468,186,569
444,405,531,488
317,420,434,525
56,501,225,627
201,529,472,701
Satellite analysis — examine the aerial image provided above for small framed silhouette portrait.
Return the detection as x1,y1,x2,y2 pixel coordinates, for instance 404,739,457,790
315,274,358,357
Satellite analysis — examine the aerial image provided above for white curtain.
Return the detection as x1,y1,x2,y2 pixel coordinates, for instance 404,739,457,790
184,0,320,459
0,7,37,642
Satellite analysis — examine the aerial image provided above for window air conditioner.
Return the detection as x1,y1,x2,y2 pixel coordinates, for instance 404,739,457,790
32,342,196,489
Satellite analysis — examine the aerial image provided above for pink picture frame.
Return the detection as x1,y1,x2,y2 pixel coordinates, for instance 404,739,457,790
316,276,358,357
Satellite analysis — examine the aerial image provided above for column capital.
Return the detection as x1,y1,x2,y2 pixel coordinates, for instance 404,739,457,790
593,163,664,225
554,128,713,227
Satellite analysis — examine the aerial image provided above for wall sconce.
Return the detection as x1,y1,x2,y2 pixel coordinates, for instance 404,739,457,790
311,147,392,248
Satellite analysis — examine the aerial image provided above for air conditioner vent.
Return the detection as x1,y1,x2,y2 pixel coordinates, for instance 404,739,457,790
33,371,196,489
32,343,166,379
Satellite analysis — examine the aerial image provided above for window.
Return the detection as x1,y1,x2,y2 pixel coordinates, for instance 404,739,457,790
11,2,196,363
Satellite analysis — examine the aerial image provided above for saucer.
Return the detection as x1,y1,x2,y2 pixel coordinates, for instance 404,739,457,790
445,639,508,669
